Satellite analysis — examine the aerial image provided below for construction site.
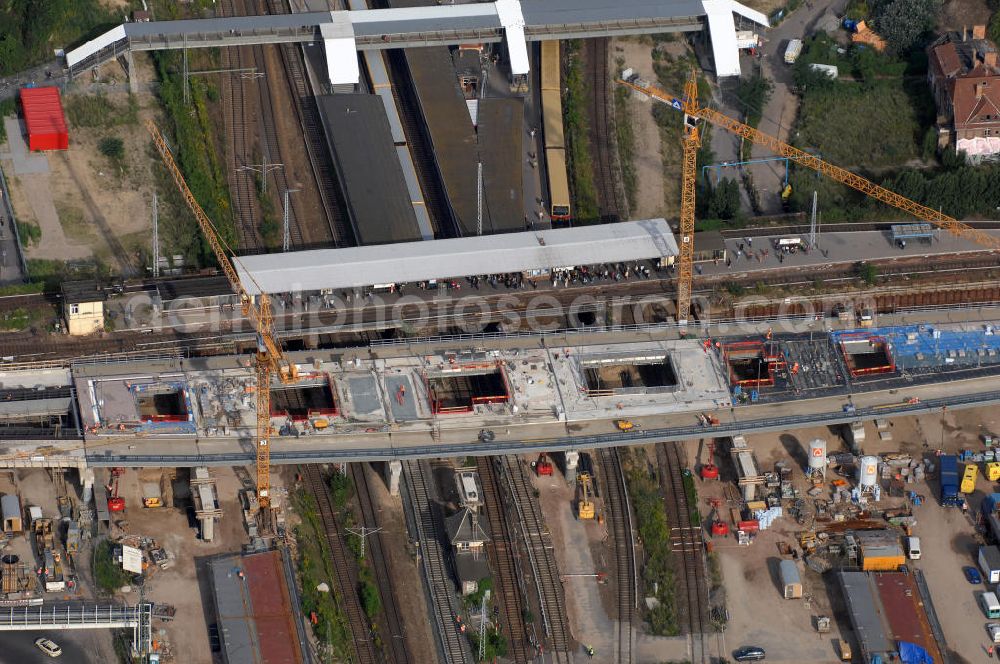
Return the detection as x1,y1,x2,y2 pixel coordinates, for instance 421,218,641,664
2,0,1000,660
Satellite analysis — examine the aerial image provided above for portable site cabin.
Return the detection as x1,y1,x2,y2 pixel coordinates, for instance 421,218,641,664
779,559,803,599
1,495,22,533
981,545,1000,584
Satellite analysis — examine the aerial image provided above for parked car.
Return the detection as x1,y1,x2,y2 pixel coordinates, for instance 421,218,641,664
965,565,984,584
988,622,1000,643
34,638,62,658
734,646,766,662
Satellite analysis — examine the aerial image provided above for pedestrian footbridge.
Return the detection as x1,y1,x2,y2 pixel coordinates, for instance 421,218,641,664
65,0,767,87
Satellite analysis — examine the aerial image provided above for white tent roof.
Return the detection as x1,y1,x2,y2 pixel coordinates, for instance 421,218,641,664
235,219,678,295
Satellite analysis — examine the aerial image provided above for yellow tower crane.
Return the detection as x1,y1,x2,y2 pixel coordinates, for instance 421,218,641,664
618,72,1000,324
146,120,298,509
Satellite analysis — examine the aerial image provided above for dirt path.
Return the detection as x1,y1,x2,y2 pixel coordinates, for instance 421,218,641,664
613,39,667,220
9,173,91,261
751,0,848,213
533,468,614,660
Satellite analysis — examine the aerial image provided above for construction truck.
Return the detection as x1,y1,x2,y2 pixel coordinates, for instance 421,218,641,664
535,454,553,477
42,549,65,592
33,518,54,554
577,473,595,520
784,39,803,64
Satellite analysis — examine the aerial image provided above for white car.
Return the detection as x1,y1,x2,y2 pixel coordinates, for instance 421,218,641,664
33,638,62,658
988,622,1000,644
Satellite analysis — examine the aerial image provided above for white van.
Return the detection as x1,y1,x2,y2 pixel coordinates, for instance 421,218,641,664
907,537,921,560
981,591,1000,619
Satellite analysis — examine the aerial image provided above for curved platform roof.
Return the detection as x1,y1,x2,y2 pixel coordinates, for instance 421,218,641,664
235,219,679,294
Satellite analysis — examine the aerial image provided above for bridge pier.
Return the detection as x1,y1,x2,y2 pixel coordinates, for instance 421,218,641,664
79,467,95,504
124,51,138,95
564,450,579,484
385,460,402,496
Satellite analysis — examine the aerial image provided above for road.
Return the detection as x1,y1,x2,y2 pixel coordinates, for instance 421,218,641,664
709,0,847,214
0,630,107,663
751,0,848,212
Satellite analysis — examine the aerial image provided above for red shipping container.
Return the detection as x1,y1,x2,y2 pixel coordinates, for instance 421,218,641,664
20,87,69,151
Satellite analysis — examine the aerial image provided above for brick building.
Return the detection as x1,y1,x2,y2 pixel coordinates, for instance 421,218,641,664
927,25,1000,160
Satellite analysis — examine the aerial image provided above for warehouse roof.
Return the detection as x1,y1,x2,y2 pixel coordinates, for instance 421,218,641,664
317,94,422,245
478,98,526,233
210,551,304,664
236,218,678,294
19,87,68,147
838,571,893,661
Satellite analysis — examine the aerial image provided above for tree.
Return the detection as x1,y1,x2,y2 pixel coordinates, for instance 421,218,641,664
871,0,941,55
98,136,124,160
706,178,741,220
859,262,878,285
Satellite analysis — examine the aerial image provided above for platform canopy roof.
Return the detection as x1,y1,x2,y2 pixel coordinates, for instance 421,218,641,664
235,219,679,295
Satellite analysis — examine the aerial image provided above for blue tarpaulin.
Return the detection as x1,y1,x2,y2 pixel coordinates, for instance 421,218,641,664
898,640,933,664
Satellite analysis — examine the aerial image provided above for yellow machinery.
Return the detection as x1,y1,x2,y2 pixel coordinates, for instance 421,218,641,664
577,472,595,519
615,419,637,432
618,73,1000,324
962,463,979,494
147,120,298,509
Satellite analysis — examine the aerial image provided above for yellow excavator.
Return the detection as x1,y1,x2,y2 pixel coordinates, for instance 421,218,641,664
577,472,595,520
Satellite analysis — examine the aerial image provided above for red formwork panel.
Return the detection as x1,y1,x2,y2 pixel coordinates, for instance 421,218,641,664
20,87,69,151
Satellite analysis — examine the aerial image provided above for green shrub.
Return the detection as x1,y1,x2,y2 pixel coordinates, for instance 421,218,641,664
93,540,132,593
16,220,41,247
621,448,678,636
359,577,381,619
562,40,599,222
0,0,116,76
98,136,124,160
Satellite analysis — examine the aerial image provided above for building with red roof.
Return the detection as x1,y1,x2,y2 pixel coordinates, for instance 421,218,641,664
19,87,68,152
928,25,1000,160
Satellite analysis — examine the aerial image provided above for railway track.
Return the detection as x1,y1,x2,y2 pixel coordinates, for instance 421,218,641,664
598,447,636,663
401,460,471,664
298,464,380,664
349,463,412,664
220,0,264,252
586,38,626,223
265,0,349,246
657,443,709,663
499,456,571,662
475,458,531,663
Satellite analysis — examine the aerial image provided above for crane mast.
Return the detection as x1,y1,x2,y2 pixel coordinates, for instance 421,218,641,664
146,120,297,509
677,72,701,326
618,73,1000,322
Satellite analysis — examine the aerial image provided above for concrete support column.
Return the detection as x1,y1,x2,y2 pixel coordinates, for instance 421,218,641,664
564,450,579,484
125,51,138,94
79,467,95,504
386,460,402,497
